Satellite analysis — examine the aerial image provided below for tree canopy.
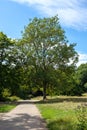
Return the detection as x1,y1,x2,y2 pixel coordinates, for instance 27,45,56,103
21,16,78,100
74,63,87,95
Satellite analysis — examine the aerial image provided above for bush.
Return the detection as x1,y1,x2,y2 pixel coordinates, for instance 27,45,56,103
1,88,11,101
75,103,87,130
9,96,20,102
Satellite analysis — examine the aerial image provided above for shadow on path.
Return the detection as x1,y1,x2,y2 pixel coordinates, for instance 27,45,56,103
0,113,47,130
0,104,47,130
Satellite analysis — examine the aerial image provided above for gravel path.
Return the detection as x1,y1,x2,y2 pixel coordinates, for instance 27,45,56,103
0,103,48,130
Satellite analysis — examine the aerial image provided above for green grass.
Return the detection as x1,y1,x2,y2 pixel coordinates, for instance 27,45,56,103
0,104,16,113
37,97,87,130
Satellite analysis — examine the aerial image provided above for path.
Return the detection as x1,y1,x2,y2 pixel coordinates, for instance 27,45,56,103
0,102,48,130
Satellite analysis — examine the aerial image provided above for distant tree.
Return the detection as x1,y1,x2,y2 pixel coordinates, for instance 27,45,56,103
73,63,87,95
21,16,78,100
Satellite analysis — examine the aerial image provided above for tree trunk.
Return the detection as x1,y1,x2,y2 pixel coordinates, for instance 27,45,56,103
43,81,47,101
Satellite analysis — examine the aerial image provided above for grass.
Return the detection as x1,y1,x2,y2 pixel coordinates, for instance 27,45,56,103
37,96,87,130
0,104,16,113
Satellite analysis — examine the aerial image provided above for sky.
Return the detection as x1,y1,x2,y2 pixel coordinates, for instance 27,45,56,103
0,0,87,66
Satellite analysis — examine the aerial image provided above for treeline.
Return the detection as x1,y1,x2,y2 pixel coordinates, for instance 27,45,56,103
0,16,87,101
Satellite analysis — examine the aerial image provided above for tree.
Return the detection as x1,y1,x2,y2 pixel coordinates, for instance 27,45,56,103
21,16,78,100
0,32,14,99
0,32,26,99
74,63,87,95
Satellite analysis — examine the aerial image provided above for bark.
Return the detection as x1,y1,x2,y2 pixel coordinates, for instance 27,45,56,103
43,81,47,100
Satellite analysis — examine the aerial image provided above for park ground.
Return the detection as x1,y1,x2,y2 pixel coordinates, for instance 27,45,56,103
0,96,87,130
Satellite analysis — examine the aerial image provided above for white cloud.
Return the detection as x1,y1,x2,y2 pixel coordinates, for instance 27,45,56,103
10,0,87,30
77,53,87,66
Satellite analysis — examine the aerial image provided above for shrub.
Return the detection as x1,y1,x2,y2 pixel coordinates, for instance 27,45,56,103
75,103,87,130
1,88,11,100
9,96,20,102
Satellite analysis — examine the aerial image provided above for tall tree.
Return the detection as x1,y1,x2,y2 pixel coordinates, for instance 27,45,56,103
0,32,14,99
21,16,78,100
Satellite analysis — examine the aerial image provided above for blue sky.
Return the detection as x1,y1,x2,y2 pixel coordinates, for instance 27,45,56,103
0,0,87,66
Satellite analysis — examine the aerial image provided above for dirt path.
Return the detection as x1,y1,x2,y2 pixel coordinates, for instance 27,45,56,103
0,103,48,130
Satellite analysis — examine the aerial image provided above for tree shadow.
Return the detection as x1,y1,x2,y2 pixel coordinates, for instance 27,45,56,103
47,118,77,130
0,113,47,130
34,97,87,104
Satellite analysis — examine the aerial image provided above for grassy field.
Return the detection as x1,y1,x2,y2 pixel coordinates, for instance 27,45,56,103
37,96,87,130
0,104,16,113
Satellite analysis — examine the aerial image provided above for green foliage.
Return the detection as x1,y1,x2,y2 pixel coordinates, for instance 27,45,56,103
22,16,78,99
73,63,87,96
75,104,87,130
0,15,79,99
19,85,29,99
1,88,11,100
9,96,20,102
0,32,19,100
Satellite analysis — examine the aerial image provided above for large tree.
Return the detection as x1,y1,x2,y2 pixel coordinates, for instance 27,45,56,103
21,16,78,100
